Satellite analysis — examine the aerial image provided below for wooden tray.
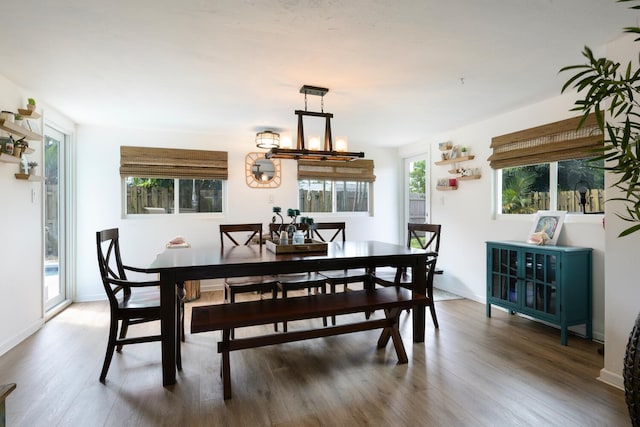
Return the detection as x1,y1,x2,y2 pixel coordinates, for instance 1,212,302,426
266,239,328,254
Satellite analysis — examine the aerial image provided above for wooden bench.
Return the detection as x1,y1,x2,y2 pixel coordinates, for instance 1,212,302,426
191,287,427,399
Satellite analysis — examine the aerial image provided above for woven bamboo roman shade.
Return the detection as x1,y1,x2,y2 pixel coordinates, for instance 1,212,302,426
297,159,376,182
120,146,228,179
488,113,603,169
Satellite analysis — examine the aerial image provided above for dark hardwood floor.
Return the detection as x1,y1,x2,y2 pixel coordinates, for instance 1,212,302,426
0,290,628,426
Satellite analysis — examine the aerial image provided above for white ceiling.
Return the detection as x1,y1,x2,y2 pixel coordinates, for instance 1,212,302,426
0,0,634,147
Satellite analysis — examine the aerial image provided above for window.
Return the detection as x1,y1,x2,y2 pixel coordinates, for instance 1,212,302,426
500,158,604,214
491,114,604,215
297,159,375,213
120,146,227,215
125,178,223,214
298,179,369,213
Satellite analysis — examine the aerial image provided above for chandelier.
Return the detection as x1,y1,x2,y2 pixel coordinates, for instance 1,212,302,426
260,85,365,162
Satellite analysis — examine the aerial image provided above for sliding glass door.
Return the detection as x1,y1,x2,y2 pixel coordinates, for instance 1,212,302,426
44,125,66,311
404,154,429,225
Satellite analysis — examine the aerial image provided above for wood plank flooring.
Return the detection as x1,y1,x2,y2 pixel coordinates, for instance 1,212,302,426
0,291,628,427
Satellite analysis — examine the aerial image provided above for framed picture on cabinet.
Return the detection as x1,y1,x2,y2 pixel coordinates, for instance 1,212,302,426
527,210,566,246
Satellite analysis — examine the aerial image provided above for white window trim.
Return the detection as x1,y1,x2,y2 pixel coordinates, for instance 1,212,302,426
122,179,227,218
298,180,373,215
493,167,603,223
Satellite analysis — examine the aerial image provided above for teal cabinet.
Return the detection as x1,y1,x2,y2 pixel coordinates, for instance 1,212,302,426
486,241,592,345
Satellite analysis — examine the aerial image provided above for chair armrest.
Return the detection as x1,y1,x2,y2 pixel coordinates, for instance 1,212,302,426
123,264,151,273
106,277,161,288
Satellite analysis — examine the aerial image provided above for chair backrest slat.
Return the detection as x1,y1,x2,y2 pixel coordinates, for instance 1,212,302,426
406,223,441,253
220,223,263,247
96,228,130,304
309,222,346,243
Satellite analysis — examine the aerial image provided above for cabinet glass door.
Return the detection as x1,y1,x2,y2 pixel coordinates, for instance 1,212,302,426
491,248,518,304
524,252,557,316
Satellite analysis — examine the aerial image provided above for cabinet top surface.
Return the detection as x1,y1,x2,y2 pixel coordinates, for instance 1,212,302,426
486,240,592,252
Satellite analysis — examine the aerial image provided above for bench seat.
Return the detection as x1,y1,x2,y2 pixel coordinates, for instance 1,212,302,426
191,287,427,399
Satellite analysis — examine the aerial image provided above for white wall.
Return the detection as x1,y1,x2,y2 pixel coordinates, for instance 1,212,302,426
74,125,400,301
599,34,640,389
398,94,606,342
0,75,75,356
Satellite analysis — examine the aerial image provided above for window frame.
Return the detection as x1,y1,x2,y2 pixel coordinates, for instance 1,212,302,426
122,177,227,218
297,178,373,216
494,161,604,222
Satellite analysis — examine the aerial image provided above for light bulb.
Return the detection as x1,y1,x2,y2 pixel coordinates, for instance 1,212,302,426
308,136,321,151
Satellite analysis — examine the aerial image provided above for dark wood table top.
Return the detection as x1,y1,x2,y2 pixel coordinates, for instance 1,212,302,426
145,240,432,281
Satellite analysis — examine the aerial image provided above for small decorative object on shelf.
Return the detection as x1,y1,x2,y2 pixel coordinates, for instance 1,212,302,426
27,98,36,112
13,137,27,158
0,111,14,123
436,177,458,191
27,161,38,175
456,167,482,180
14,114,23,128
1,136,14,155
438,141,453,151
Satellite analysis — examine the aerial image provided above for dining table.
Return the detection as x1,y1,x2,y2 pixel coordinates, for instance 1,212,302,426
141,240,430,386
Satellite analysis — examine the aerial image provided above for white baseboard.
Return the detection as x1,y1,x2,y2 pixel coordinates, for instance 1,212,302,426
0,318,44,358
599,368,624,390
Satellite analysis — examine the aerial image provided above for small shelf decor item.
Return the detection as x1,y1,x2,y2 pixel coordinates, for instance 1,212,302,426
27,161,38,175
527,211,566,246
438,141,453,151
436,177,457,191
27,98,36,112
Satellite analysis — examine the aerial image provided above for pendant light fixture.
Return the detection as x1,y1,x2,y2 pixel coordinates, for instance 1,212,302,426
264,85,365,161
255,130,280,149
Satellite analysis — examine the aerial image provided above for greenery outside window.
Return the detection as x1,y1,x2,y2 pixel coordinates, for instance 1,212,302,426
500,158,604,214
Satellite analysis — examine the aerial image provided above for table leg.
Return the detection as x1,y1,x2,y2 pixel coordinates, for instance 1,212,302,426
221,329,232,400
160,272,177,386
412,258,426,342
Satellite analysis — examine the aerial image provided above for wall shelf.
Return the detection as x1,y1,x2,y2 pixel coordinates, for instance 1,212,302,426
436,185,457,191
17,109,41,119
0,153,21,164
458,175,481,181
434,155,474,166
0,119,42,141
14,173,42,181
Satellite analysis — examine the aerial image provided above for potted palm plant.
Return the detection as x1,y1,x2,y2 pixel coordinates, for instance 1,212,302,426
561,1,640,424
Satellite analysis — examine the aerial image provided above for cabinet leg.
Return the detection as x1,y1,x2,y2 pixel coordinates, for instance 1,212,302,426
486,303,491,318
561,325,568,346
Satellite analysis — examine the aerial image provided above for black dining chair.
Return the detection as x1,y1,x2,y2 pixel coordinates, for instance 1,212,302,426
370,223,441,328
220,224,280,337
96,228,183,382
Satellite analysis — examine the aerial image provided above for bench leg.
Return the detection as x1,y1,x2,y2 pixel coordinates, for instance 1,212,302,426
377,308,408,364
221,329,232,399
